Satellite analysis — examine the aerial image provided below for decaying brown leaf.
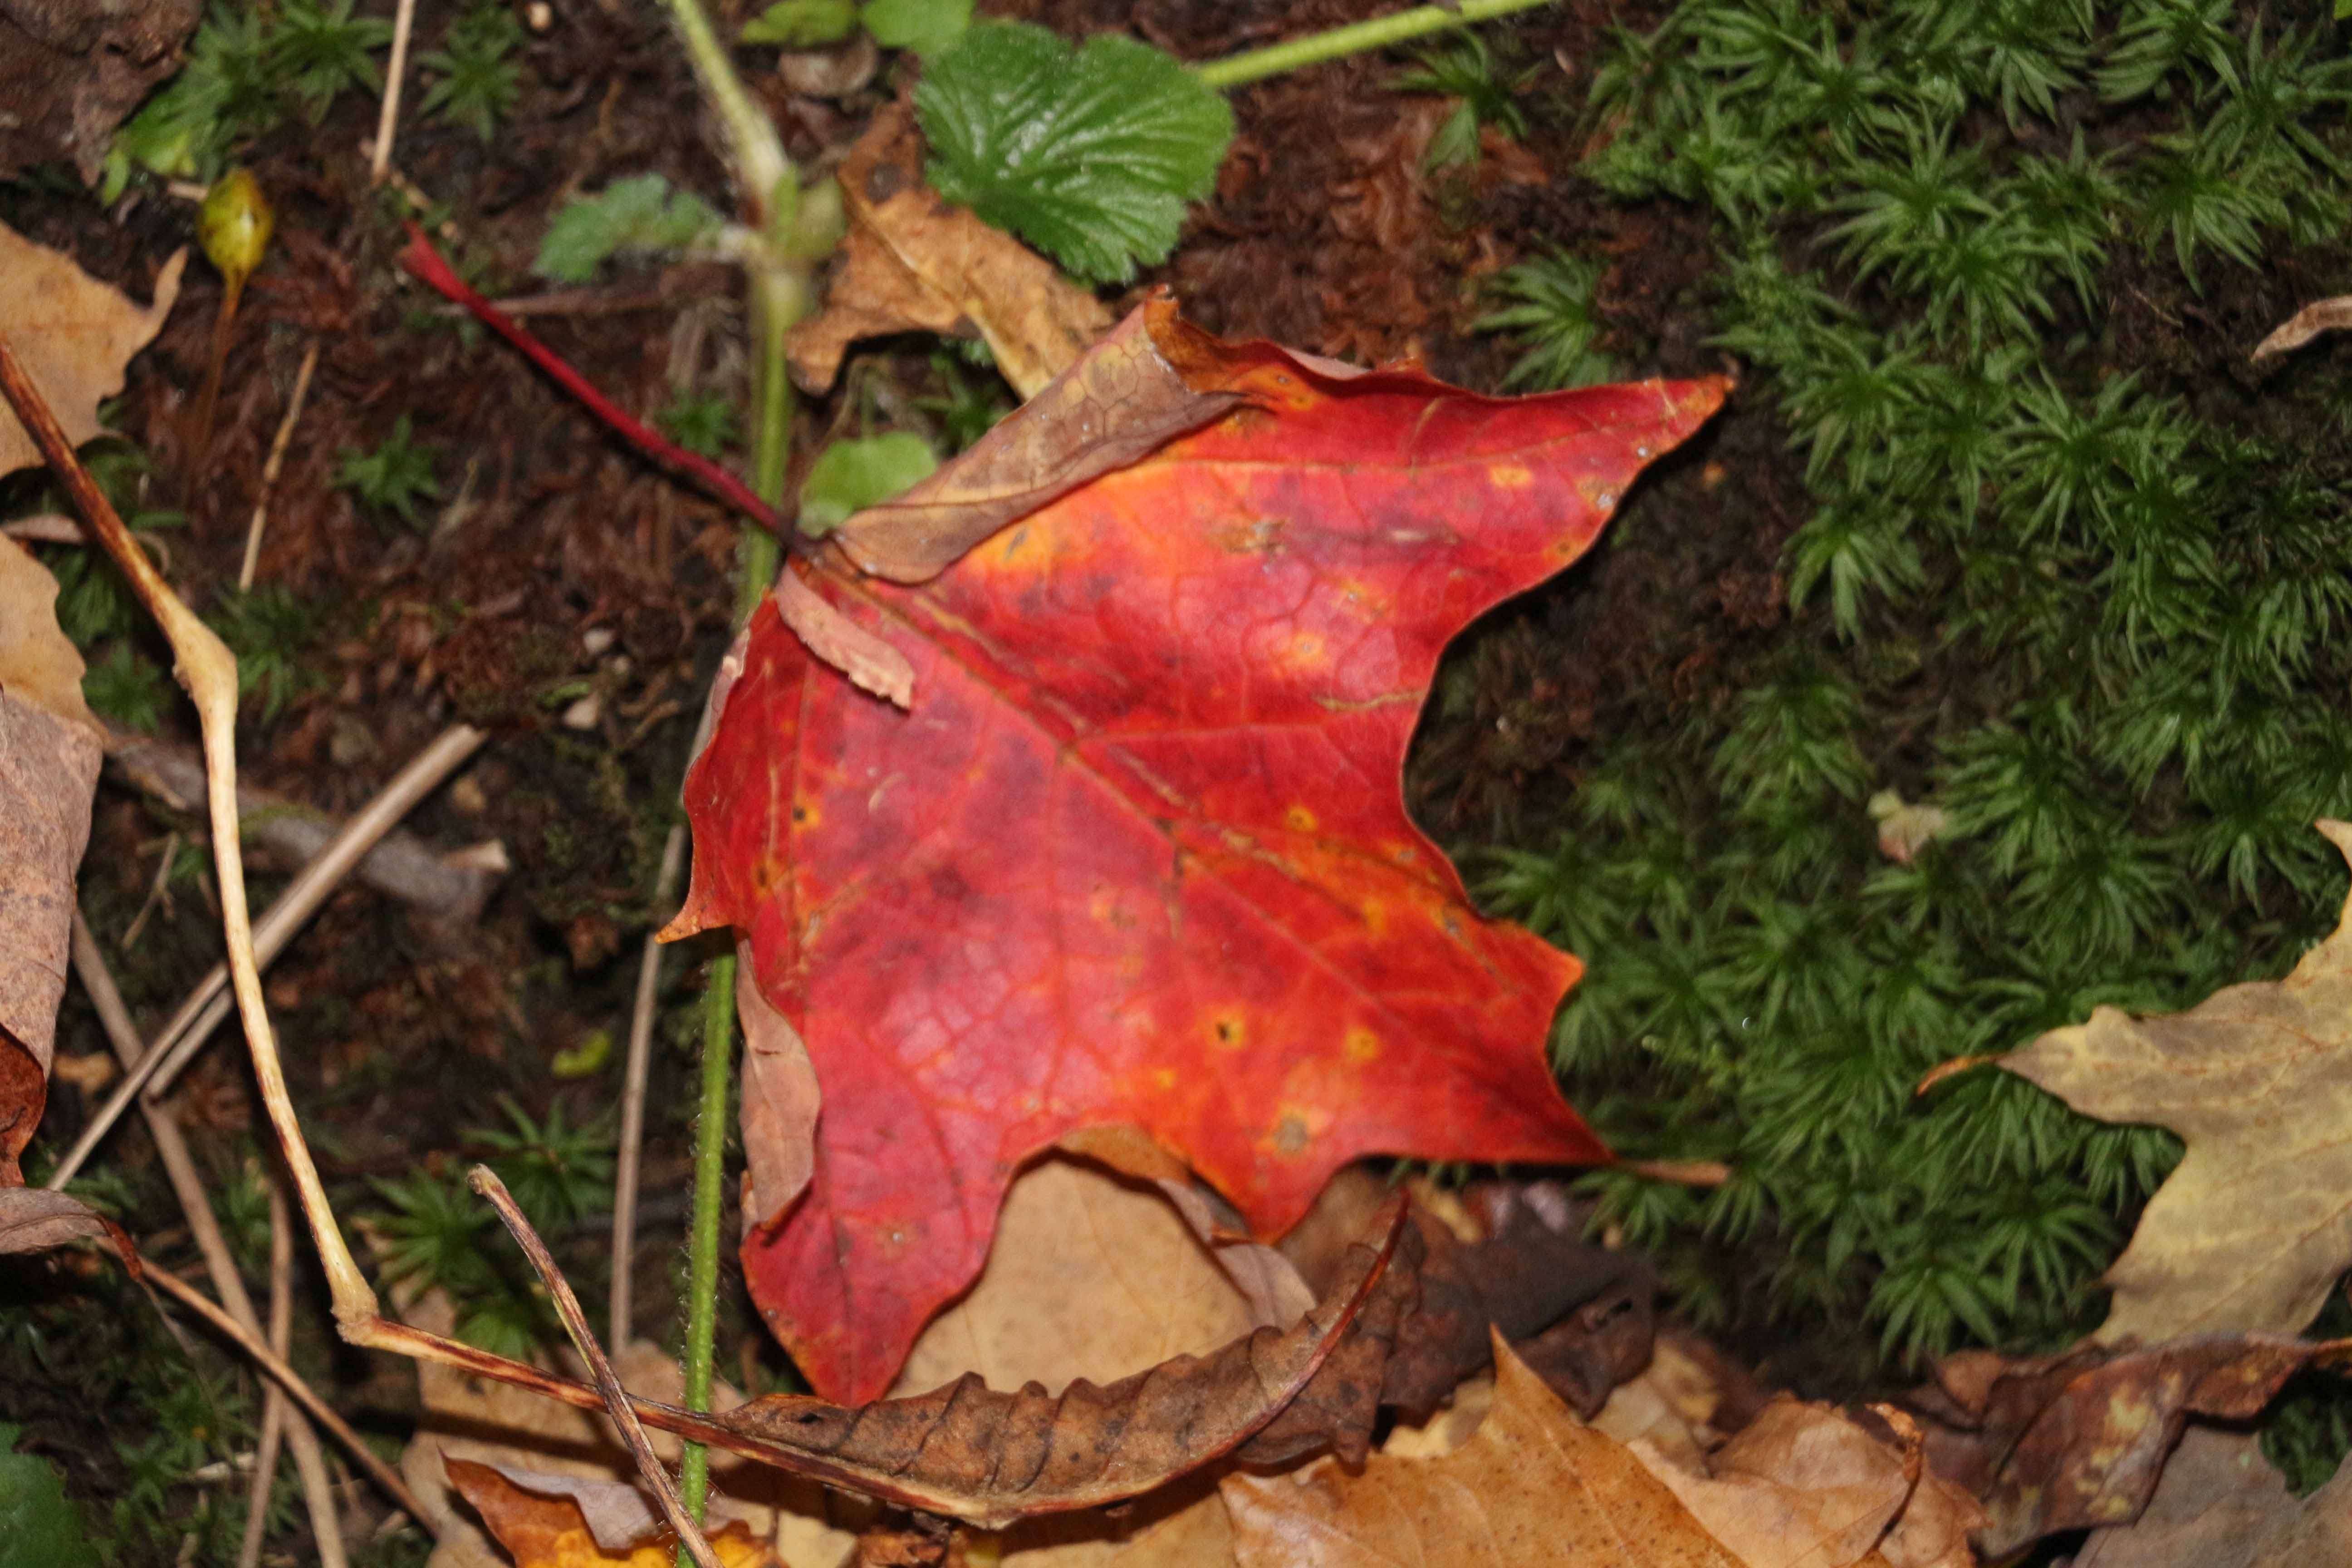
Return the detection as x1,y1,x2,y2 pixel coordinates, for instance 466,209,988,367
1902,1333,2349,1557
892,1155,1298,1402
1222,1333,1740,1568
2251,297,2352,364
0,536,104,1184
2072,1426,2351,1568
703,1196,1406,1530
1991,821,2352,1343
446,1459,777,1568
0,222,184,477
786,102,1111,401
1633,1399,1940,1568
823,294,1250,583
887,1156,1285,1567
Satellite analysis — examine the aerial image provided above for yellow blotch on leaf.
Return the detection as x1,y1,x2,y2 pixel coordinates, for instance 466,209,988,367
1345,1026,1381,1064
1210,1011,1248,1050
1486,462,1534,490
1285,804,1318,833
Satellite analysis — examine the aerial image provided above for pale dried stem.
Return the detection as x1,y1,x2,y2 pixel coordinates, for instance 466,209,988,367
239,341,319,590
610,822,686,1346
372,0,419,183
235,1174,294,1568
69,912,352,1568
47,722,486,1189
474,1168,724,1568
0,331,376,1341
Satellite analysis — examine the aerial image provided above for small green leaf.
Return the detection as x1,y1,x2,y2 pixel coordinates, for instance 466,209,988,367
915,21,1234,284
1425,101,1481,170
799,432,939,534
0,1423,93,1568
534,174,721,284
742,0,859,48
861,0,969,55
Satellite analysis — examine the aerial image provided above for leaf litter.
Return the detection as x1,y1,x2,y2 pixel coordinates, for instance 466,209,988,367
14,6,2352,1561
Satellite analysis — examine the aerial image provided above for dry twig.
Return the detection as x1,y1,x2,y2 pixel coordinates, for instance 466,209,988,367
238,341,319,589
475,1168,725,1568
70,913,357,1565
48,723,488,1187
610,823,686,1346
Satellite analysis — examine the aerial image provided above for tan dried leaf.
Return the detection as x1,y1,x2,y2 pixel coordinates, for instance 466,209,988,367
893,1152,1287,1401
825,295,1246,584
1994,821,2352,1343
1221,1333,1740,1568
1632,1399,1916,1568
2250,297,2352,364
787,102,1111,401
2071,1426,2349,1568
0,537,103,1181
0,222,184,477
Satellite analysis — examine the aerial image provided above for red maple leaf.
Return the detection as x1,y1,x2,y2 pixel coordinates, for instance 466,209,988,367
669,305,1728,1401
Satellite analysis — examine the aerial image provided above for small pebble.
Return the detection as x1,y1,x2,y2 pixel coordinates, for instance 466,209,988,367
562,692,601,730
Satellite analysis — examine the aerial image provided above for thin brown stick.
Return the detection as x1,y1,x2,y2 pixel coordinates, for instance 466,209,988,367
239,341,319,590
235,1173,294,1568
69,912,352,1568
372,0,420,183
48,723,487,1188
473,1168,723,1568
611,822,686,1346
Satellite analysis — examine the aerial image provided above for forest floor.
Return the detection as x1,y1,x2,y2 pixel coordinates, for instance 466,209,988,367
3,0,2331,1562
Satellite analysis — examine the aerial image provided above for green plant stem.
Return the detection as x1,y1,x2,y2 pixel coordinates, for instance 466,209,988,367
660,5,806,1548
676,948,735,1533
1191,0,1557,90
657,0,792,230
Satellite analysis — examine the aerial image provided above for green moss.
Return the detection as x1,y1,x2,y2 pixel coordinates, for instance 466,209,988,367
1473,0,2352,1373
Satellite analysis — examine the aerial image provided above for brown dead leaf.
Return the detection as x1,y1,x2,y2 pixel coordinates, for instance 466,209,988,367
1903,1334,2343,1558
446,1458,777,1568
0,222,184,477
2071,1426,2351,1568
0,537,103,1182
2251,297,2352,364
892,1154,1290,1401
787,102,1111,401
1221,1333,1740,1568
1632,1398,1917,1568
1988,821,2352,1343
825,294,1248,584
398,1290,857,1568
0,1185,136,1262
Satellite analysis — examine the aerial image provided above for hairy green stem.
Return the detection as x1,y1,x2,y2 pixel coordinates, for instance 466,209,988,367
1192,0,1558,90
657,0,792,230
658,0,809,1548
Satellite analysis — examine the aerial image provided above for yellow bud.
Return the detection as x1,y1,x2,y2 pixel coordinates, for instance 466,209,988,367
197,167,274,287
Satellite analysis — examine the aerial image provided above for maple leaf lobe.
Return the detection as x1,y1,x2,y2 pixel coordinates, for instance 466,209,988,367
673,331,1727,1401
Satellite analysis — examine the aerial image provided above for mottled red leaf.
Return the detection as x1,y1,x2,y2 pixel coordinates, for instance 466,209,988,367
668,303,1727,1401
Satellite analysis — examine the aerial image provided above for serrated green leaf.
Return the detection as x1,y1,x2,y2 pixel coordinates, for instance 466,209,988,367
915,21,1233,284
799,432,939,534
861,0,969,54
533,174,721,284
742,0,858,47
